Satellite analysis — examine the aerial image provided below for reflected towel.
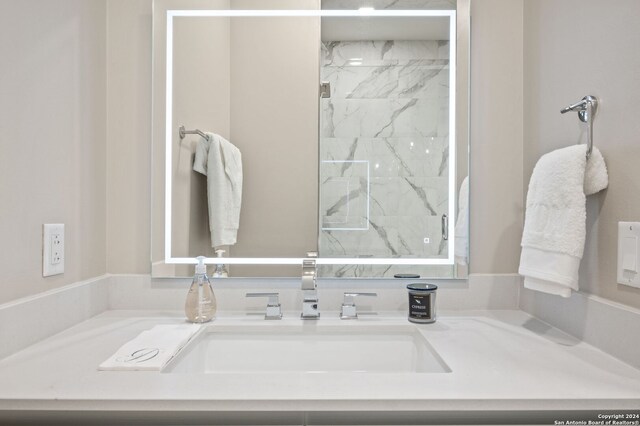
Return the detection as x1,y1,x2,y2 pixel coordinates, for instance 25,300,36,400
194,133,243,247
455,176,469,267
98,324,201,371
519,145,608,297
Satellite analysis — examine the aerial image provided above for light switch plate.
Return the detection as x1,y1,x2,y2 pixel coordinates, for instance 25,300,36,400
617,222,640,288
43,223,64,277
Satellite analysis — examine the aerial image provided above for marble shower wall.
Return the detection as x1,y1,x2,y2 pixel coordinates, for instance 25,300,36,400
321,0,456,10
319,40,450,277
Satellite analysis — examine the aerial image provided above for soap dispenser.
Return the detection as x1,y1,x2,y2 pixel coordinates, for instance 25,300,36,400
212,248,229,278
185,256,217,323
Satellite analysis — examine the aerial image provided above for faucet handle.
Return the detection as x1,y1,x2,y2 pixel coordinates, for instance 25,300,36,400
301,252,318,291
246,292,283,320
340,292,377,320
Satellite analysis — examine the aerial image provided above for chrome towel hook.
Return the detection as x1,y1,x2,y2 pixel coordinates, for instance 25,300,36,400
178,125,210,142
560,95,598,158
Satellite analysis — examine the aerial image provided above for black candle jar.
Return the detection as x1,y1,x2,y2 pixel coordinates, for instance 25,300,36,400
406,283,438,323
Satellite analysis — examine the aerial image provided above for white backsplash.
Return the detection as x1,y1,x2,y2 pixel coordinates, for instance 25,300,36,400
3,273,640,371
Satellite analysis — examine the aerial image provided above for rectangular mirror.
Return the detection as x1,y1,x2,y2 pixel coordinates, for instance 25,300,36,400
151,0,469,279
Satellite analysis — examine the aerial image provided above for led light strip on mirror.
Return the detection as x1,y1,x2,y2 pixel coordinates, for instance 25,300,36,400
164,9,457,266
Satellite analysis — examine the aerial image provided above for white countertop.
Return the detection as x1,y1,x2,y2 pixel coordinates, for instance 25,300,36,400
0,309,639,415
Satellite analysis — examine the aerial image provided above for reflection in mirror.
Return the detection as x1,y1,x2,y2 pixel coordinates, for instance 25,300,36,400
151,0,469,279
152,1,320,278
318,7,463,278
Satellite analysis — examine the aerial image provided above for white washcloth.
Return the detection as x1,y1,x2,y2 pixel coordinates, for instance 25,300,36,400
454,176,469,267
98,324,201,371
519,145,608,297
193,133,243,247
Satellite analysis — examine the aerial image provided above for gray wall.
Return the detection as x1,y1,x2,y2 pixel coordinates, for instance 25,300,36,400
0,0,107,305
522,0,640,309
469,0,524,274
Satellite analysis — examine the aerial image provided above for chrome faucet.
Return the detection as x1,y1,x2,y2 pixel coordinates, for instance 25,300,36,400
301,252,319,319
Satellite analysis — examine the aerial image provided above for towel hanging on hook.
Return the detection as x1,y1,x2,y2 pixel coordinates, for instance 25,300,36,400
560,95,598,159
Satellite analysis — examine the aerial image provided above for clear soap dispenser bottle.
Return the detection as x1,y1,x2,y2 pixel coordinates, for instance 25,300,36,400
185,256,216,323
212,249,229,278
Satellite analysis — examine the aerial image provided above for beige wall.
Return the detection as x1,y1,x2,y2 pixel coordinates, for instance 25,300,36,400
172,16,231,259
469,0,524,274
230,11,320,277
523,0,640,308
106,0,152,274
0,0,107,304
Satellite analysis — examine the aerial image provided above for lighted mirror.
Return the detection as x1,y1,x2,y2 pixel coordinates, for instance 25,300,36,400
151,0,469,279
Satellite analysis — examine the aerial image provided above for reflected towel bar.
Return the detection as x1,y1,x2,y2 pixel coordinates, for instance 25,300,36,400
179,125,210,141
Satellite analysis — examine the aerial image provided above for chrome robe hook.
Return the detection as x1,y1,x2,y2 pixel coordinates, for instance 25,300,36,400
561,95,598,158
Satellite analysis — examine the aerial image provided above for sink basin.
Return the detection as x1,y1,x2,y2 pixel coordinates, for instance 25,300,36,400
164,324,450,374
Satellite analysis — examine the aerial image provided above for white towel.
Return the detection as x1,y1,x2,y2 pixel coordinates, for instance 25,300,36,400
193,133,243,247
519,145,608,297
98,324,201,371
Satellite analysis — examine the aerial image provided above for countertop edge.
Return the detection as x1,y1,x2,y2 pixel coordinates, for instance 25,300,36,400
2,398,640,412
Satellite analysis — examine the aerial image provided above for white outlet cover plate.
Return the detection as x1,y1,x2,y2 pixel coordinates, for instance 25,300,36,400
43,223,64,277
617,222,640,289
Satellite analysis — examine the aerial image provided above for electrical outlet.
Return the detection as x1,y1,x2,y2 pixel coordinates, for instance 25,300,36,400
43,224,64,277
618,222,640,289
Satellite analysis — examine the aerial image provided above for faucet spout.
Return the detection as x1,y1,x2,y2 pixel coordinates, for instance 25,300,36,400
301,252,319,319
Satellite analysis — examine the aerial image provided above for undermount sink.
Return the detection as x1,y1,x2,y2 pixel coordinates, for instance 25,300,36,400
164,324,450,374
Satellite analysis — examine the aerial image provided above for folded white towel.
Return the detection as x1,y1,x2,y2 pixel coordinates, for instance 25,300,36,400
193,133,243,247
98,324,201,371
519,145,608,297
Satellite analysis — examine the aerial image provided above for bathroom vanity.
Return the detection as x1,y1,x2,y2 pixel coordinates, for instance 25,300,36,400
3,0,640,424
0,278,639,425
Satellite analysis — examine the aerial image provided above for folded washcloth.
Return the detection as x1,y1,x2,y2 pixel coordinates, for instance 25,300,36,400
519,144,608,297
98,324,201,371
193,133,243,247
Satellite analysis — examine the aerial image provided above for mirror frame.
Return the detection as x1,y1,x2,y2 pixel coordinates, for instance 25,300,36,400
151,3,469,276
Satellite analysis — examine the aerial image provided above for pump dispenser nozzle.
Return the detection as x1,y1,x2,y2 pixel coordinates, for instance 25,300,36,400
185,255,216,323
195,256,207,275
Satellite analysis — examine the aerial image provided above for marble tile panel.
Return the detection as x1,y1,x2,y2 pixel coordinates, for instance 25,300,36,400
321,137,448,177
321,0,457,11
317,263,455,278
368,177,403,215
369,176,446,217
395,215,447,257
321,98,440,138
320,213,447,260
399,176,449,215
321,62,449,100
323,41,446,66
369,137,448,178
321,224,398,257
